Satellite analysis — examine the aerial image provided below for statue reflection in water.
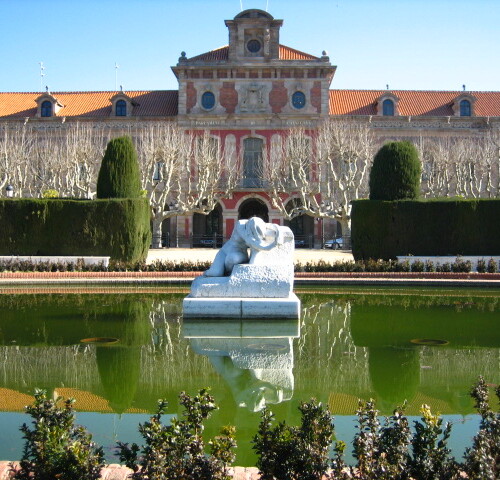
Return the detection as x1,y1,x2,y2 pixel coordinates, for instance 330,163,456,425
183,318,300,411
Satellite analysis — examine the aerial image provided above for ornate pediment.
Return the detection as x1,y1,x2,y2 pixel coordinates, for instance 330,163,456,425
240,83,267,113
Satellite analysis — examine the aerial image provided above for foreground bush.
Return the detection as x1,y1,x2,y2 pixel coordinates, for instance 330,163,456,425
11,389,104,480
11,379,500,479
254,378,499,480
117,388,236,480
253,399,333,480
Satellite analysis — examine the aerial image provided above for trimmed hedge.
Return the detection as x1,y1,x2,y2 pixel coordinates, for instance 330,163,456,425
351,198,500,260
0,198,151,262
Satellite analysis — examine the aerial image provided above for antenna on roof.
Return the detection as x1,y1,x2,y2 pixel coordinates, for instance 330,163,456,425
39,62,45,92
115,63,120,91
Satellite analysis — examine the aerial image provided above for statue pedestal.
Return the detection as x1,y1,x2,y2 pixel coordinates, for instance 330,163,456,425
183,293,300,318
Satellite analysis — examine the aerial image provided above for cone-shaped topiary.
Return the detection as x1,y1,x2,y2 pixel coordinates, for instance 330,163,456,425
97,136,141,198
369,141,422,200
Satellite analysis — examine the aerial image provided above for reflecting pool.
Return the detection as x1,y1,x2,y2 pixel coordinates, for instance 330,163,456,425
0,286,499,465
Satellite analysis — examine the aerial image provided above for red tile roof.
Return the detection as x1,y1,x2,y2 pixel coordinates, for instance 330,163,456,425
188,46,229,62
0,91,178,118
187,44,319,62
329,90,500,117
2,89,499,120
279,45,319,60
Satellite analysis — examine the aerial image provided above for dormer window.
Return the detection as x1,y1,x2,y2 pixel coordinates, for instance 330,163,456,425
382,99,394,116
460,99,471,117
376,93,400,116
452,94,476,117
110,93,137,117
41,100,52,117
115,99,127,116
35,93,63,118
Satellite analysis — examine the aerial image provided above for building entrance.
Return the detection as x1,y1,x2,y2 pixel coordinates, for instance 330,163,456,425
238,198,269,222
192,203,223,247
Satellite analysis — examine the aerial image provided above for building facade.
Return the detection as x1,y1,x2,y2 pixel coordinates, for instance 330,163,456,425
1,9,499,247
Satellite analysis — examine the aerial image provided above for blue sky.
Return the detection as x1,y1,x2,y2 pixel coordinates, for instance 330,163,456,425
1,0,499,93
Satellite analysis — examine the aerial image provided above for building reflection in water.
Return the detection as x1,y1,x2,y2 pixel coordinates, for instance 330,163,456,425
183,318,300,411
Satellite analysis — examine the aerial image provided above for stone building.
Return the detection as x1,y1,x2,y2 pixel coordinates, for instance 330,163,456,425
1,9,499,247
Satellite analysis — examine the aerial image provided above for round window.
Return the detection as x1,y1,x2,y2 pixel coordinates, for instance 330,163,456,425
201,91,215,110
292,91,306,109
247,39,262,53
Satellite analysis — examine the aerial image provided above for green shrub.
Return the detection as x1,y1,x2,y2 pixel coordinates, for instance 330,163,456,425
411,260,425,272
463,376,500,479
452,257,472,273
253,399,333,480
117,389,236,480
487,258,498,273
42,189,58,198
425,260,435,272
11,389,104,480
97,136,141,199
369,141,421,201
410,405,458,480
351,400,412,480
437,262,452,273
477,259,487,273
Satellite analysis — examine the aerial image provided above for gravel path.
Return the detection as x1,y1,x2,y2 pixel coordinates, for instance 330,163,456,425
146,248,354,264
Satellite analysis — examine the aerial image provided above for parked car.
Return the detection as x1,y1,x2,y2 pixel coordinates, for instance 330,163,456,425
324,237,344,249
294,238,306,248
197,236,223,248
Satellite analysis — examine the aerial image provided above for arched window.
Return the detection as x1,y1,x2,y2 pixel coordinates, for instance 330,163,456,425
382,99,394,116
460,99,471,116
243,137,263,188
116,99,127,116
41,100,52,117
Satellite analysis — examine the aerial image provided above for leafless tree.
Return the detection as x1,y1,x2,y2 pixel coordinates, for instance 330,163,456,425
0,123,34,196
62,123,110,198
266,119,375,237
136,124,236,247
484,127,500,198
418,135,496,199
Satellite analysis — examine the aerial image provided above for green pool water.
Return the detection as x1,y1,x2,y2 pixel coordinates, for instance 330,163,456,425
0,286,498,465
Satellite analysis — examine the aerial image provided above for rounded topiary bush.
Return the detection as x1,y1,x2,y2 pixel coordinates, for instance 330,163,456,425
97,136,141,198
369,141,422,200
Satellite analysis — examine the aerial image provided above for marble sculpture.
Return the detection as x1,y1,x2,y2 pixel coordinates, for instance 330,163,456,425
183,217,300,318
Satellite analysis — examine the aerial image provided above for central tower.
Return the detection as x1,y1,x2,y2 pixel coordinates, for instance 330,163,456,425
173,9,336,122
225,9,282,61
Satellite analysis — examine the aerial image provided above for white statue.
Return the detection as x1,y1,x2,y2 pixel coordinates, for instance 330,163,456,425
183,216,300,318
205,217,282,277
